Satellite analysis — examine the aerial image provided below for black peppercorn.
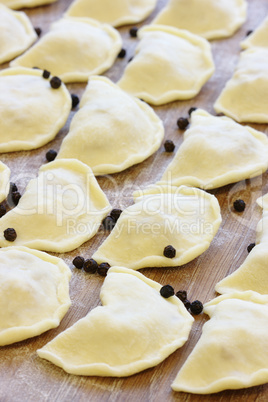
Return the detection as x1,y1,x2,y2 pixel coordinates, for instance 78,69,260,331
246,30,253,36
102,216,116,231
12,191,21,206
34,27,42,37
164,140,175,153
72,256,84,269
184,299,191,310
118,48,126,58
0,204,6,218
233,199,246,212
176,290,187,302
188,107,197,116
128,56,133,63
46,149,57,162
129,27,138,37
83,258,98,273
110,208,122,222
160,285,175,298
50,76,62,89
71,94,80,109
247,243,256,253
10,182,18,193
163,245,176,258
4,228,17,242
97,262,110,276
43,69,50,79
190,300,203,315
177,117,189,130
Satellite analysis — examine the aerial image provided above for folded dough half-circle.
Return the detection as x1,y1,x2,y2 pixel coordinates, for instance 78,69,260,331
37,266,194,376
241,15,268,49
117,25,214,105
0,159,111,252
160,109,268,190
172,291,268,393
0,161,10,203
0,4,37,64
57,76,164,175
65,0,157,27
0,246,71,346
1,0,57,9
92,185,221,269
0,67,71,153
11,17,122,83
153,0,247,40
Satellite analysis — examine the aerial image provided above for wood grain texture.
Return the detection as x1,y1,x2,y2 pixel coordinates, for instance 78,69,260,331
1,0,268,401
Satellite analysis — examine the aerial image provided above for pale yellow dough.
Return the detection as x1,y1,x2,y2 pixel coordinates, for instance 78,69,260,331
172,291,268,394
0,67,71,152
159,109,268,190
92,185,221,270
0,159,111,253
241,15,268,49
153,0,247,40
57,76,164,175
65,0,157,27
0,246,71,346
0,161,10,203
117,25,214,105
11,17,122,83
214,48,268,123
1,0,57,9
0,4,37,64
37,266,194,376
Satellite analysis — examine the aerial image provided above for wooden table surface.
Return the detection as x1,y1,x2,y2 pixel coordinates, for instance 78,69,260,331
1,0,268,401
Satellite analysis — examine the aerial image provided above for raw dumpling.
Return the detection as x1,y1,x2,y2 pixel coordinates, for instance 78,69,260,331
0,246,71,346
0,159,111,253
216,197,268,295
0,67,71,152
0,161,10,203
214,48,268,123
57,76,164,175
11,17,122,83
241,15,268,49
159,109,268,190
65,0,157,27
153,0,247,40
1,0,57,9
117,25,214,105
37,266,194,376
92,185,221,270
0,4,37,64
257,193,268,211
172,291,268,394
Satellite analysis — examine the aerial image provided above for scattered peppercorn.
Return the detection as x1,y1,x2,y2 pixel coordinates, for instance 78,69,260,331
188,107,197,116
129,27,138,37
83,258,98,273
246,30,253,36
102,216,116,231
97,262,110,276
247,243,256,253
34,27,42,36
233,199,246,212
0,204,6,218
42,69,50,79
33,67,40,70
176,290,187,302
184,299,191,310
50,76,62,89
110,208,122,222
10,182,18,193
128,56,133,63
190,300,203,315
71,94,80,109
164,140,175,153
72,256,84,269
12,191,21,206
46,149,57,162
177,117,189,130
160,285,175,298
118,48,126,58
4,228,17,242
163,245,176,258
